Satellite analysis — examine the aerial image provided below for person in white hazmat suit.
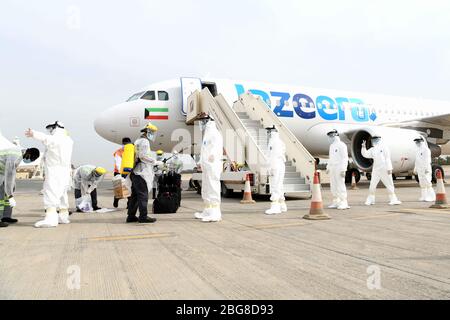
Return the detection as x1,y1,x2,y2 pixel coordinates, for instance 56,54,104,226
73,165,107,212
265,126,287,215
362,135,401,206
194,117,223,222
0,132,40,228
326,129,350,210
126,123,163,224
25,121,74,227
413,136,436,202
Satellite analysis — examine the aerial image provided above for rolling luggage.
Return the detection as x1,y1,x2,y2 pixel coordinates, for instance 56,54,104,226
152,172,182,214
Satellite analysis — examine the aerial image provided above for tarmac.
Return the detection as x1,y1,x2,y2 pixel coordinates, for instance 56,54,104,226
1,170,449,300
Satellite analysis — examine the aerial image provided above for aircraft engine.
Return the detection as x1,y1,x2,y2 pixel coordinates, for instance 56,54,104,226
350,127,441,173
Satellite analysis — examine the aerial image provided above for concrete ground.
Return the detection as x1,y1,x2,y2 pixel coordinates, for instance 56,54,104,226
0,172,449,300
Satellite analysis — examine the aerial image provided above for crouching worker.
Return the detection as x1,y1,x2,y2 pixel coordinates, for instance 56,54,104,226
0,131,40,227
73,165,107,212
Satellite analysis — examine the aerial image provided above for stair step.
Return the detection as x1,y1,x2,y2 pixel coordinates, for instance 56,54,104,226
285,166,296,172
284,184,310,192
285,172,301,178
284,177,305,184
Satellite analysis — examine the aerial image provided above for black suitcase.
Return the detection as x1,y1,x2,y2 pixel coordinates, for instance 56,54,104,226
152,192,179,214
152,172,182,214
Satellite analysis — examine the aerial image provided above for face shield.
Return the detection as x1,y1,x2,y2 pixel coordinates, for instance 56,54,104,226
46,126,56,135
372,137,381,146
327,134,338,144
146,131,156,142
199,118,209,132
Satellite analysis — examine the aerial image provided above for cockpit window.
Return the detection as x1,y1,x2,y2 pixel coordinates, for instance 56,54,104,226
126,91,145,102
141,91,156,100
158,91,169,101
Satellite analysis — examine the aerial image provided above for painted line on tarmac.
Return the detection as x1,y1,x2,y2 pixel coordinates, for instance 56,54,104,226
246,221,309,230
87,232,175,242
396,208,450,215
352,213,401,220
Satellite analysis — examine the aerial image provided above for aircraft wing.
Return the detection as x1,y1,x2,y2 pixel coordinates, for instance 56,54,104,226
382,113,450,143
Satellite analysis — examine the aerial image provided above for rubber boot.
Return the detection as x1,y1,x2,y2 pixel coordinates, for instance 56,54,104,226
337,200,350,210
280,201,287,213
419,188,426,202
35,207,59,228
425,187,436,202
365,194,376,206
328,198,339,209
195,208,210,219
389,194,402,205
265,201,281,215
202,205,222,222
58,208,71,224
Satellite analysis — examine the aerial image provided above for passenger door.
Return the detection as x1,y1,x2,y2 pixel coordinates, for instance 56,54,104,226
181,77,202,116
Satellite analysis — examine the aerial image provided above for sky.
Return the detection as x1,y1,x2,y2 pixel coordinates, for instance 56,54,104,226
1,0,450,168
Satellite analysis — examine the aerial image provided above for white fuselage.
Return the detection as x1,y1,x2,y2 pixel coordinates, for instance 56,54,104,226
94,78,450,159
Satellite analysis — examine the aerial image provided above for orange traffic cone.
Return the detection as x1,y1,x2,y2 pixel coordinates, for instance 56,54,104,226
240,174,255,204
303,171,330,220
351,172,358,190
430,170,448,209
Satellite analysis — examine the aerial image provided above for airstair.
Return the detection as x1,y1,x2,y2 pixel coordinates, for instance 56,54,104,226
187,88,315,198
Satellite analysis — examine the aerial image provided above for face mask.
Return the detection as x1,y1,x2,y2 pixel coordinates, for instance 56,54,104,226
328,136,336,144
199,120,209,132
146,132,155,141
22,152,33,164
415,141,422,147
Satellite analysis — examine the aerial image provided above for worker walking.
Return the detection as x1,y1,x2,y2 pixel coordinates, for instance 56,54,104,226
265,126,287,215
73,165,107,212
25,121,74,227
127,123,163,223
413,136,436,202
113,137,131,207
326,129,350,210
194,117,223,222
362,135,401,206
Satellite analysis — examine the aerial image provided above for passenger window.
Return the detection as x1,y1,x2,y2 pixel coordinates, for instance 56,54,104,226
158,91,169,101
141,91,156,100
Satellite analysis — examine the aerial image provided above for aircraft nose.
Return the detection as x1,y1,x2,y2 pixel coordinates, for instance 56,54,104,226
94,109,118,143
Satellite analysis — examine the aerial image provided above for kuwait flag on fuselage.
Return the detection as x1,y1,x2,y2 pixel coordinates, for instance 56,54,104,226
145,107,169,120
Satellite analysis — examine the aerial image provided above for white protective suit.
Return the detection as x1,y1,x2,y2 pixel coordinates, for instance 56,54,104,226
29,127,73,227
0,132,23,219
195,121,223,222
133,137,156,192
326,136,350,210
265,131,287,215
73,165,104,195
414,140,436,202
362,139,401,205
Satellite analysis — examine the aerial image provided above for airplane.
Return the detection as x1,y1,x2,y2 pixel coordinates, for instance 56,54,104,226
94,77,450,181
